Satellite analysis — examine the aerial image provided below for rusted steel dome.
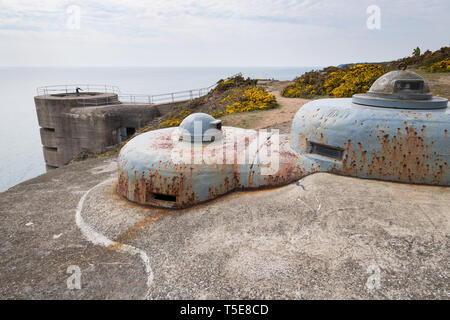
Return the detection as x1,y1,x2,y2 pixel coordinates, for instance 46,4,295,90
117,118,302,208
292,70,449,186
353,70,448,109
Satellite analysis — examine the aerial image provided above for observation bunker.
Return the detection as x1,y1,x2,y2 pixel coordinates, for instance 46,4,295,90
117,70,449,209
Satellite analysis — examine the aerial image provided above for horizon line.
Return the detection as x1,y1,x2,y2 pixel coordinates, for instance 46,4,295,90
0,65,324,69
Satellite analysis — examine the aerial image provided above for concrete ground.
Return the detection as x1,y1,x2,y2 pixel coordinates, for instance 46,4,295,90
0,156,449,299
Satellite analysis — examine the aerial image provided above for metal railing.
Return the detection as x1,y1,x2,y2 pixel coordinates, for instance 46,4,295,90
36,84,121,96
36,84,216,105
118,85,216,104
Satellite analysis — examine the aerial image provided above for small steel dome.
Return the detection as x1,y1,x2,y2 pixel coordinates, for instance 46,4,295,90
352,70,448,109
178,113,222,143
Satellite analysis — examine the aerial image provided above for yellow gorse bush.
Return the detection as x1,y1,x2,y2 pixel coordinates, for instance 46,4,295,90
429,58,450,72
159,77,277,128
159,109,192,128
282,64,388,99
324,64,388,98
221,87,276,115
280,69,328,98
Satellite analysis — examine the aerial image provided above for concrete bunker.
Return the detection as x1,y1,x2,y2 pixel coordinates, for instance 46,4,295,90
34,86,164,169
117,70,449,208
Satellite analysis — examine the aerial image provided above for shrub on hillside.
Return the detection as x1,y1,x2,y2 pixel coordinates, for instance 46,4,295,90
282,64,388,99
280,67,340,98
214,74,257,93
324,64,388,97
158,75,277,128
387,46,450,69
216,86,277,116
429,58,450,73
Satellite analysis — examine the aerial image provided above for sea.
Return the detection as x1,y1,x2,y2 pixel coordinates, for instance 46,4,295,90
0,66,313,191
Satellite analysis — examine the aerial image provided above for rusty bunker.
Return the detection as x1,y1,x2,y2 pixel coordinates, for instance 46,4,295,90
116,70,449,208
34,71,449,209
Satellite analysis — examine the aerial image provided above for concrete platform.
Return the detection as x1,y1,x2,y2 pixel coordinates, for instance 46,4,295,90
0,156,449,299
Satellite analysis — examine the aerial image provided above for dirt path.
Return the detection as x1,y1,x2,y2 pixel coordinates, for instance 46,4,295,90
415,69,450,99
219,80,310,132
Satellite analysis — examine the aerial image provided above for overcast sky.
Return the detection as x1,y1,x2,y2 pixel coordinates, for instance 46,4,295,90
0,0,449,67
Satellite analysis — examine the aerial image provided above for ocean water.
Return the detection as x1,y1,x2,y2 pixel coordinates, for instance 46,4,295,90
0,66,313,191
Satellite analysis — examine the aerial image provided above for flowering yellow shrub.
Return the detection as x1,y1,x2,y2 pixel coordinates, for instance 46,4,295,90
222,87,276,114
324,64,388,97
281,69,330,98
215,74,257,92
429,59,450,72
282,64,388,99
159,109,192,128
158,80,277,128
281,83,318,98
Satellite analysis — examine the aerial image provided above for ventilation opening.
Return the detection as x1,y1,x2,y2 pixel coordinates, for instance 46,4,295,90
44,146,58,152
310,142,343,160
126,127,136,137
394,79,424,92
116,127,136,143
43,127,55,132
212,120,222,130
152,193,177,202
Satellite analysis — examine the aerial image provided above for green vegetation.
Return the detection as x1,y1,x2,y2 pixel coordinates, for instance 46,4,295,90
282,64,388,98
388,46,450,70
157,74,277,128
282,46,450,99
429,58,450,73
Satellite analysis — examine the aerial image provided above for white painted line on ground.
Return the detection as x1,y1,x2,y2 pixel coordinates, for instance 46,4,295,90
75,178,154,299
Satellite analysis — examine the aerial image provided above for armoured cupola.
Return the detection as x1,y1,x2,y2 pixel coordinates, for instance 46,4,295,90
352,70,448,109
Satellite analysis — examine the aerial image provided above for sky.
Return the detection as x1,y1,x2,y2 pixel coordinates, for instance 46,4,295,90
0,0,449,67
